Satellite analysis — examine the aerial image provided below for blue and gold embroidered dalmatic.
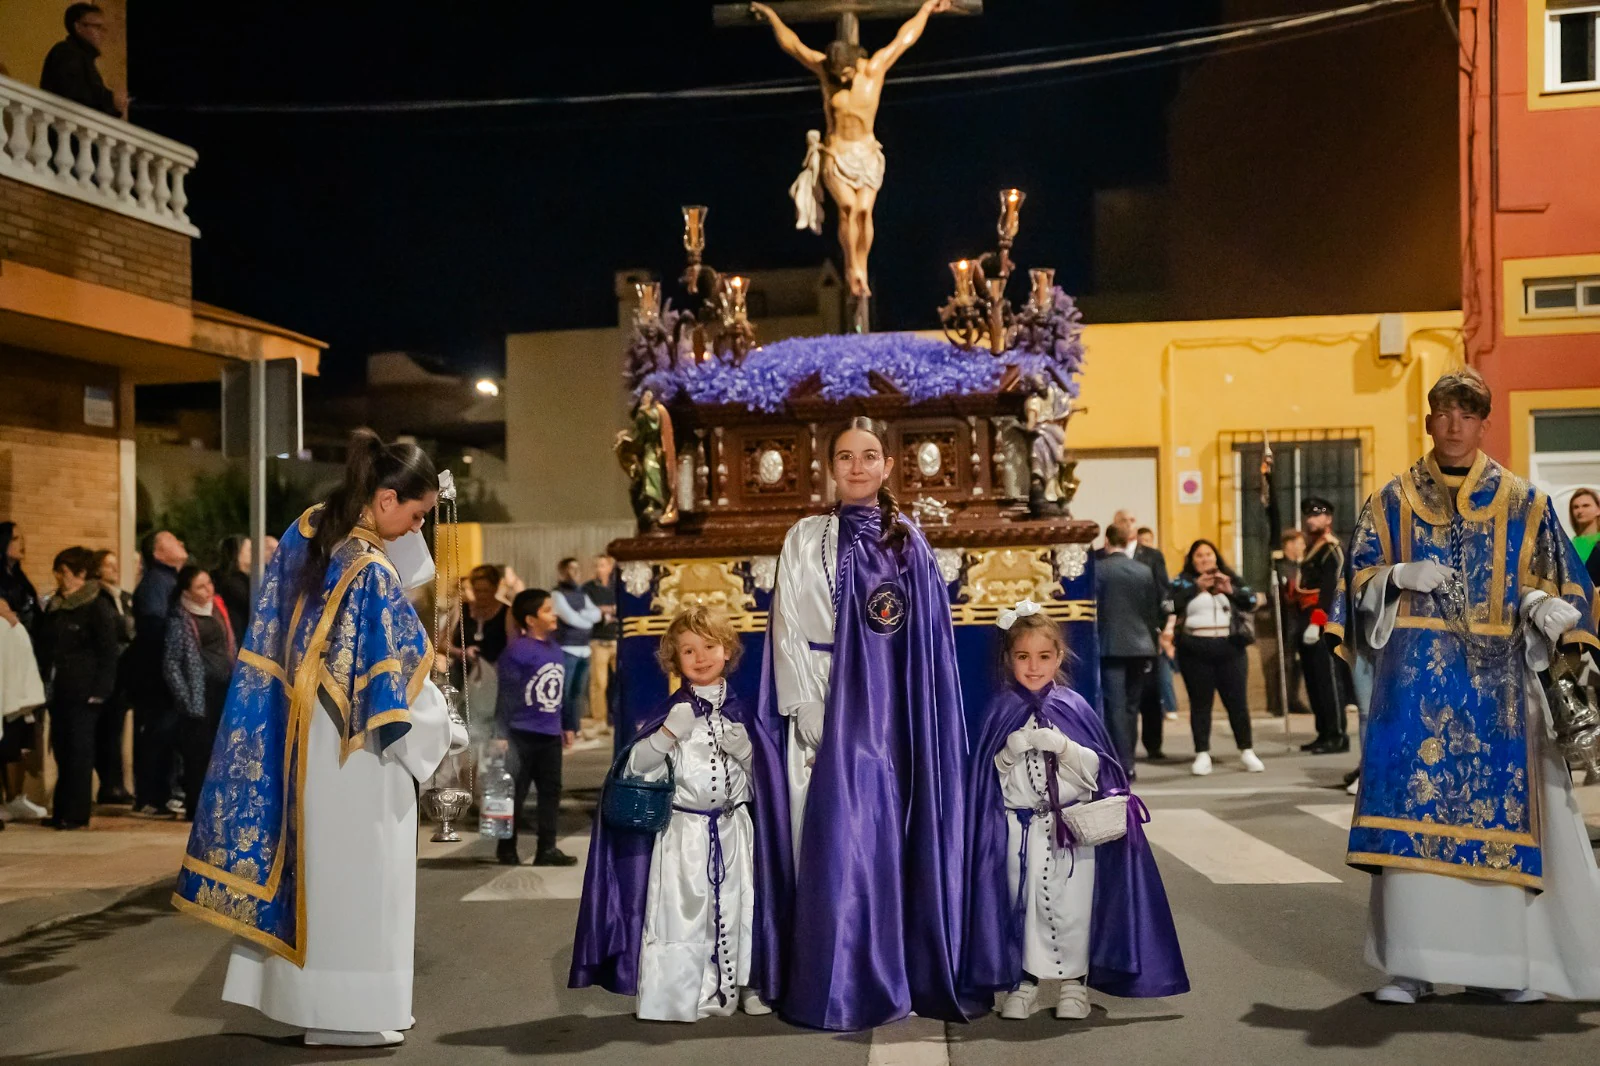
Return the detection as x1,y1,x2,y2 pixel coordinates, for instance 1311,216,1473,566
172,507,433,965
1330,453,1597,890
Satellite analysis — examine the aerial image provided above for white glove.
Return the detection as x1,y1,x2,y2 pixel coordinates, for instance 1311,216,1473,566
1392,561,1453,594
1005,729,1034,756
1301,623,1322,646
1028,727,1068,754
796,701,826,749
720,721,754,764
1528,594,1582,644
662,701,697,743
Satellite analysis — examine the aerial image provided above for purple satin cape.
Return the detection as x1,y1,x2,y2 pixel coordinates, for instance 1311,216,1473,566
963,682,1189,999
568,686,792,1001
760,505,983,1030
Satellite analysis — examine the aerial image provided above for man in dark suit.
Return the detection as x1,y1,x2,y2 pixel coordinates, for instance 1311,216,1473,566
1105,511,1175,755
1096,521,1165,776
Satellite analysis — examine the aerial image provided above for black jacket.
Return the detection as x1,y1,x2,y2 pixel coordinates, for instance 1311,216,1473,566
38,585,120,707
40,35,119,117
215,569,251,638
1095,552,1163,658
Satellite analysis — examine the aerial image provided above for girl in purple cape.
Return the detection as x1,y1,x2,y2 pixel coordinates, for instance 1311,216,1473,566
764,417,980,1031
963,604,1189,1020
570,606,790,1021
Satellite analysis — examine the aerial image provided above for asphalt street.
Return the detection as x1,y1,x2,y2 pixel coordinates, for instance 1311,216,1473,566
3,719,1599,1066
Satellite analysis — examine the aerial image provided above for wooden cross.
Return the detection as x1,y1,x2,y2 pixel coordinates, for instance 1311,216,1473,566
714,1,981,54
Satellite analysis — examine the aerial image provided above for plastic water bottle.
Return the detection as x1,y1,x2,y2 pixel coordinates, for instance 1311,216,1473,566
479,754,515,840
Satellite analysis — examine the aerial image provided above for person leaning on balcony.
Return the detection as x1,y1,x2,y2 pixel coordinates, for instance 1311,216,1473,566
40,3,127,119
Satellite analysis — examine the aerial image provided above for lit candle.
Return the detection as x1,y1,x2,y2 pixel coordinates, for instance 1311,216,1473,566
949,259,977,305
997,188,1025,241
635,280,661,323
726,275,749,317
682,205,708,254
1029,267,1055,313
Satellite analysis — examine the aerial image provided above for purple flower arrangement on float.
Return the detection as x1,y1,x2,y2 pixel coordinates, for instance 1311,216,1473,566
625,287,1087,413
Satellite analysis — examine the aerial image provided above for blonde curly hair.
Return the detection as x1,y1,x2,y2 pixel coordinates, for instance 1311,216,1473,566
657,604,743,678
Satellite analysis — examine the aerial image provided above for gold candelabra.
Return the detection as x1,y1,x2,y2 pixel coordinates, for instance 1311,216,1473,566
939,189,1054,355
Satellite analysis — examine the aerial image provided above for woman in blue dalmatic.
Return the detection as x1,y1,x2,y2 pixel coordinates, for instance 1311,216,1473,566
172,430,467,1048
762,416,980,1030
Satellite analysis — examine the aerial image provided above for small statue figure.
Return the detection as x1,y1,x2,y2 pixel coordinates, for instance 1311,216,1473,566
1024,385,1077,517
615,388,680,534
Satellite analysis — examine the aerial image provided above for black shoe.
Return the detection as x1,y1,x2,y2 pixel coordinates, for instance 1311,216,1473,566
43,817,86,830
1300,738,1325,752
496,845,521,867
1316,736,1351,755
533,848,578,867
131,804,177,820
97,787,134,806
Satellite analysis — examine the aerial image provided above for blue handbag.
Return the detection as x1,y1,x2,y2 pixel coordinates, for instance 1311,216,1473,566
600,735,675,833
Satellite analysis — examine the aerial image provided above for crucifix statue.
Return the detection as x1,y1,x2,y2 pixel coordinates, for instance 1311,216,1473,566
720,0,979,331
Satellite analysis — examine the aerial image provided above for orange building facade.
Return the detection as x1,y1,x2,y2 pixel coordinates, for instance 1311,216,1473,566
1461,0,1600,512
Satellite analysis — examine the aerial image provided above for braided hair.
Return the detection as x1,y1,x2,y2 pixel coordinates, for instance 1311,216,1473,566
831,416,908,552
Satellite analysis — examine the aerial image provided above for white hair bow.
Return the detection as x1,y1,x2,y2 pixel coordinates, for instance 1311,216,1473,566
996,599,1042,631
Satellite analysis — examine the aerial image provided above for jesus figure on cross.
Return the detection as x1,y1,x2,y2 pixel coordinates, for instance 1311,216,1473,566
753,0,952,306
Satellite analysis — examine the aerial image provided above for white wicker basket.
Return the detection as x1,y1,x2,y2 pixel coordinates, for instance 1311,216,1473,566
1055,756,1129,846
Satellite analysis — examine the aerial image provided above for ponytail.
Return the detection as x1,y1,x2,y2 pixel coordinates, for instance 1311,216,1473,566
300,428,438,598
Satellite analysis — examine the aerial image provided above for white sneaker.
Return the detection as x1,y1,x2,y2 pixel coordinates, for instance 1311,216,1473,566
1466,986,1545,1003
1373,977,1435,1004
6,795,47,820
304,1029,404,1047
165,798,186,815
1164,711,1178,721
1346,777,1361,796
1239,749,1265,773
1056,978,1091,1020
1000,980,1039,1020
740,988,773,1015
1191,752,1213,776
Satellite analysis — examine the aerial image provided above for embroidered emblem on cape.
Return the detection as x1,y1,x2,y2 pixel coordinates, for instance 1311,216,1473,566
866,582,908,635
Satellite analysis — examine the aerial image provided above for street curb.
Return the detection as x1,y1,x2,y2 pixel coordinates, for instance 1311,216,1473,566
0,875,171,947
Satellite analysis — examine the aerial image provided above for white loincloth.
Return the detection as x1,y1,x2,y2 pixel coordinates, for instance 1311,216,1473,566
823,135,885,193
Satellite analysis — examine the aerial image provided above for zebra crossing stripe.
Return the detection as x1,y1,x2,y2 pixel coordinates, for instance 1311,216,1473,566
1143,809,1342,884
868,1016,948,1066
1297,803,1355,830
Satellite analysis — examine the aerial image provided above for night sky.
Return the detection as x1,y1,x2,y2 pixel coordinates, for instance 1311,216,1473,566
129,2,1215,387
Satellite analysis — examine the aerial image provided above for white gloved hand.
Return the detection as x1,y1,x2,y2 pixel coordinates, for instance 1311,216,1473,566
1529,594,1582,644
720,720,754,763
1005,729,1034,756
662,701,697,743
1392,561,1454,594
1302,623,1322,646
1028,727,1068,754
796,701,826,750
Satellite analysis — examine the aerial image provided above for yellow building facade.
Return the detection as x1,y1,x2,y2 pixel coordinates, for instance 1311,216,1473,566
1050,309,1464,562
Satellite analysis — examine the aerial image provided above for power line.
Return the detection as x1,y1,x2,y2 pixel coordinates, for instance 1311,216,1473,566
139,0,1422,116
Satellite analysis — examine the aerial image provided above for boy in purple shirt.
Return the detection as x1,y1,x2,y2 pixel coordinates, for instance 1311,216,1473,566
493,589,577,867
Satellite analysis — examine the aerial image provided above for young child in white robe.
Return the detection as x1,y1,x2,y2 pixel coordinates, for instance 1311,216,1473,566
572,606,780,1022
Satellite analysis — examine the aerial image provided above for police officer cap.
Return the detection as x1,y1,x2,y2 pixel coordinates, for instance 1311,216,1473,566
1301,496,1334,517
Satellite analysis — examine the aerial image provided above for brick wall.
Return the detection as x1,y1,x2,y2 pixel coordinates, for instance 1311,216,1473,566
0,426,121,594
0,174,191,306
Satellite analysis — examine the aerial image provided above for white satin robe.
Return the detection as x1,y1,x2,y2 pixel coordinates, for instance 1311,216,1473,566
769,513,838,861
222,530,467,1033
996,717,1100,981
627,683,756,1021
1355,570,1600,997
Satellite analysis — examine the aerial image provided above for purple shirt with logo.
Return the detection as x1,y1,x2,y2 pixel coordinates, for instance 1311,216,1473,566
495,634,565,737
